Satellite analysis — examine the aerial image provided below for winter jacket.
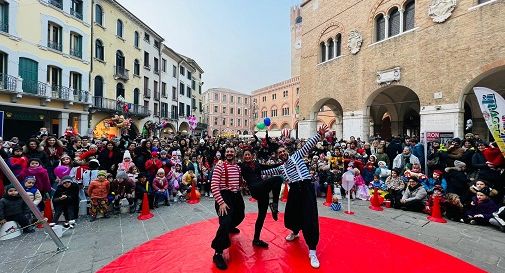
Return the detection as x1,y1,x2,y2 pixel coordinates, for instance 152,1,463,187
87,180,110,199
445,167,470,198
401,184,428,204
422,178,447,193
23,146,49,168
20,166,51,193
53,183,80,204
392,153,420,170
153,177,169,191
0,194,30,220
110,179,135,197
465,197,498,221
9,156,28,179
24,186,42,206
98,148,122,173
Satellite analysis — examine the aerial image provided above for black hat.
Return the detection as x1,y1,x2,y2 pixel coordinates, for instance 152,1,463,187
478,187,491,196
137,172,148,179
452,138,462,144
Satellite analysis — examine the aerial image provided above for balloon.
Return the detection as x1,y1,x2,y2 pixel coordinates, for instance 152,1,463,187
341,170,355,191
263,117,271,126
257,122,266,130
54,165,70,179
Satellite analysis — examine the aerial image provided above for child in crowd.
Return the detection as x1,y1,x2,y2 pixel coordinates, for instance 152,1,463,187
53,176,79,227
22,158,51,195
0,185,34,233
87,170,110,222
117,150,135,172
369,175,387,197
422,170,447,194
82,159,100,193
376,161,391,183
171,164,184,202
135,172,154,210
463,187,498,225
23,176,42,207
110,171,135,214
152,168,170,207
9,147,28,179
424,185,445,215
127,165,139,181
200,166,211,197
330,195,341,211
444,193,464,221
469,180,498,201
354,168,370,200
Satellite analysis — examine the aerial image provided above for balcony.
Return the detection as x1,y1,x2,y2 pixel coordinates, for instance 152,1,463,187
144,88,151,98
114,66,129,81
51,85,72,100
70,8,83,20
70,48,82,59
49,0,63,9
0,73,17,92
154,90,160,101
92,96,151,118
0,20,8,33
47,40,62,51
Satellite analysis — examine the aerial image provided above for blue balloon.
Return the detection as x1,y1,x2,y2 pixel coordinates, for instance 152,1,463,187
264,117,271,126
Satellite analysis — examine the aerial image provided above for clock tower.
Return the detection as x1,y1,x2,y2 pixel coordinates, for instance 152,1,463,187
290,5,302,77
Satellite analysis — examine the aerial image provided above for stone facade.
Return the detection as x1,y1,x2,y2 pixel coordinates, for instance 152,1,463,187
202,88,252,136
297,0,505,140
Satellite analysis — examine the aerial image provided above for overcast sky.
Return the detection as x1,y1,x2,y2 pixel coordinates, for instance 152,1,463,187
120,0,298,94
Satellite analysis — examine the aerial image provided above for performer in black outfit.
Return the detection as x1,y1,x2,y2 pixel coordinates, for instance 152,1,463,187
238,148,283,248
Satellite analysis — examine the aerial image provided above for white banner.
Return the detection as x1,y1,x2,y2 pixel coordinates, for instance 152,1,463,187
473,87,505,156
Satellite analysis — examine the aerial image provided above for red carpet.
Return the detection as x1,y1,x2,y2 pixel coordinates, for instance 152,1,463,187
98,213,486,273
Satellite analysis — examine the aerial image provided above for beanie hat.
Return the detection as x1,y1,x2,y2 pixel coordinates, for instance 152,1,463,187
61,175,73,183
160,150,168,155
157,168,165,174
453,160,466,169
123,150,132,160
97,170,107,177
433,185,444,192
28,158,42,165
23,176,36,183
433,170,443,177
478,187,491,197
151,151,158,158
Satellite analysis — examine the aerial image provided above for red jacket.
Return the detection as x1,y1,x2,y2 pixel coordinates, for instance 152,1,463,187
145,158,162,175
153,177,169,191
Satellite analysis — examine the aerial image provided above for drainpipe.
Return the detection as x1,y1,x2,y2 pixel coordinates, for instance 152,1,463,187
176,59,182,132
88,0,95,134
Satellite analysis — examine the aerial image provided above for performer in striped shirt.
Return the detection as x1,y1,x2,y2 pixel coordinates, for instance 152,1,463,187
262,124,329,269
210,147,245,270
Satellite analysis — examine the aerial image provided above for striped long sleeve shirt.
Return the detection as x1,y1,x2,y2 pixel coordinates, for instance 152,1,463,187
211,162,241,205
261,134,321,183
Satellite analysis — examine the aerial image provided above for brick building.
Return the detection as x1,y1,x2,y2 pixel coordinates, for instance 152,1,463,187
296,0,505,140
202,88,252,136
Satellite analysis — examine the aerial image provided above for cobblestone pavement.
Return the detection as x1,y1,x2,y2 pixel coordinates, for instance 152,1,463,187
0,196,504,273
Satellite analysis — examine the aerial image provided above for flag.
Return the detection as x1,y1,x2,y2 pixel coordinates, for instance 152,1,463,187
473,87,505,157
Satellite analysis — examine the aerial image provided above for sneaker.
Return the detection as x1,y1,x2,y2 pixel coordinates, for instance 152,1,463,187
469,219,476,225
209,193,214,198
309,254,320,268
213,253,227,270
230,227,240,234
285,233,299,241
204,193,209,197
252,239,269,248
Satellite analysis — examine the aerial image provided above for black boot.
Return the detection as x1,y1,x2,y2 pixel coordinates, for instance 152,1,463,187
269,202,279,221
213,253,227,270
252,239,269,248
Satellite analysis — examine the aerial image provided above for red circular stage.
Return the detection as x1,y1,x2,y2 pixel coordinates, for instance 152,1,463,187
98,213,485,273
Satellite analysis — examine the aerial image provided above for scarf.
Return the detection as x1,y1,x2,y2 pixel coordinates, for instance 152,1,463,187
407,183,421,192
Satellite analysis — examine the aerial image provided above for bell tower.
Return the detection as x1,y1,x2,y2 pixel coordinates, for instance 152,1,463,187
290,5,302,77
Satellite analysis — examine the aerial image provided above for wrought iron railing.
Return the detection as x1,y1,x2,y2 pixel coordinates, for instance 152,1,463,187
70,48,82,58
70,8,83,20
72,89,89,103
92,96,151,117
51,85,72,100
47,40,62,51
19,79,47,96
49,0,63,9
0,73,17,92
114,66,129,80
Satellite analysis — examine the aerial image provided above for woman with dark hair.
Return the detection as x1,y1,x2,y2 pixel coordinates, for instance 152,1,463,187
23,138,49,168
97,141,122,176
41,135,65,184
236,148,283,248
134,140,152,172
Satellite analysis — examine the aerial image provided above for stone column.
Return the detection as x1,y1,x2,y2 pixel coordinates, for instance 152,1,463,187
343,111,367,140
334,36,338,58
385,15,390,38
58,112,70,137
399,8,405,33
298,120,317,139
325,41,329,62
79,113,89,137
419,104,464,138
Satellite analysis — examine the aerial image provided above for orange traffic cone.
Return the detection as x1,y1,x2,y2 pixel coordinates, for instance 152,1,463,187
280,182,289,203
137,193,154,220
323,184,332,206
38,199,53,228
427,195,447,223
187,182,200,204
369,188,384,211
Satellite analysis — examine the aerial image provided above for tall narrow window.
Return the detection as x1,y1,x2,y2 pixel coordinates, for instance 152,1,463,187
116,83,125,98
47,65,62,89
320,42,326,62
134,31,139,48
134,59,140,76
70,72,82,91
70,0,83,20
94,76,103,97
95,4,103,25
95,39,104,60
154,57,159,74
116,19,123,38
70,32,82,58
389,7,401,37
47,22,62,51
0,1,9,33
404,0,415,31
144,51,150,68
376,14,386,41
327,38,334,59
335,34,342,57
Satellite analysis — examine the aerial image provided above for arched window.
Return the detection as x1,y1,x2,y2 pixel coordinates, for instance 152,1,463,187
133,88,140,105
389,7,401,36
116,19,123,37
375,14,386,41
134,59,140,75
95,4,103,25
327,38,334,59
95,39,104,60
116,50,125,68
404,0,415,31
320,42,326,62
335,34,342,57
94,76,103,97
134,31,139,48
116,83,124,98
